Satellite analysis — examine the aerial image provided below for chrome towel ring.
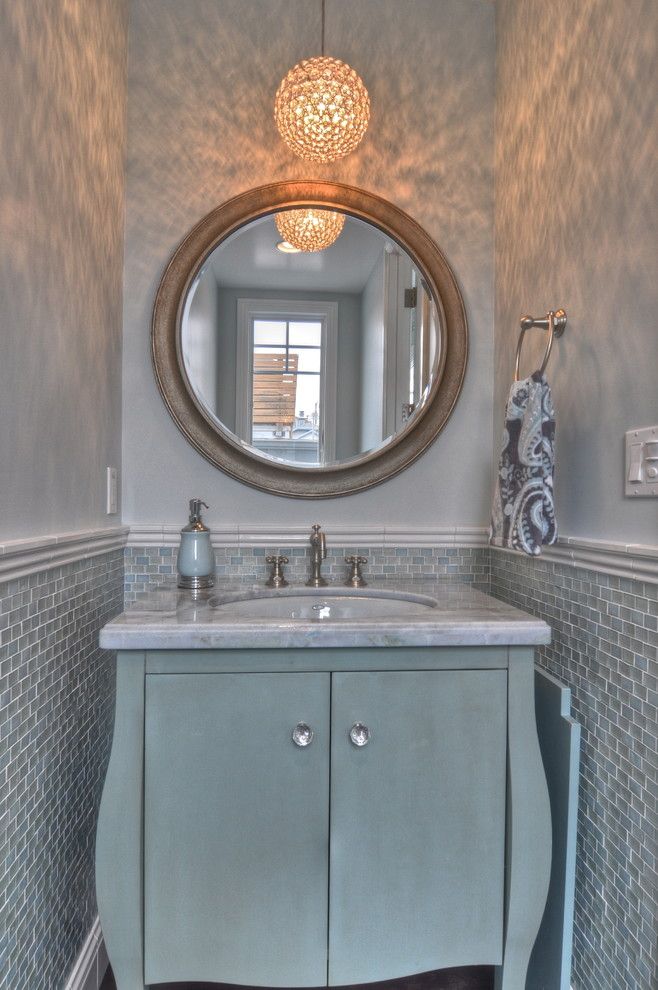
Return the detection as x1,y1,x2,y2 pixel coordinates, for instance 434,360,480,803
514,308,567,382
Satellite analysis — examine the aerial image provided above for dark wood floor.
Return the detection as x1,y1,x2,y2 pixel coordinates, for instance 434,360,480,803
100,966,494,990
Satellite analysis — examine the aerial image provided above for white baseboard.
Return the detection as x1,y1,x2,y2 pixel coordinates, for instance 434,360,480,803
62,916,107,990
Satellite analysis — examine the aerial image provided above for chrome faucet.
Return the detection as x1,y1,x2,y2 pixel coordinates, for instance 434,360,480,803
306,524,328,587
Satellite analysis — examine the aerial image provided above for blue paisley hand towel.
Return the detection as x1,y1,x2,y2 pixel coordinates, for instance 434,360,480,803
490,371,557,555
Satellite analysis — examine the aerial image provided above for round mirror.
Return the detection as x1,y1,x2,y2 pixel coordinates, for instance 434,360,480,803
152,182,467,497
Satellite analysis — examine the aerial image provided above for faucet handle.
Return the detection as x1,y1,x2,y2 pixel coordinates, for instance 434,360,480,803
265,555,289,588
345,555,368,588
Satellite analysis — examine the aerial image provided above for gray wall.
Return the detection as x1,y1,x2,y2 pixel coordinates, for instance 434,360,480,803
214,287,362,459
0,0,127,541
494,0,658,545
121,0,494,528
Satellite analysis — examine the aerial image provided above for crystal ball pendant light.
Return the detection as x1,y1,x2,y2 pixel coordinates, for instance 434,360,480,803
274,54,370,163
275,208,346,252
274,1,369,164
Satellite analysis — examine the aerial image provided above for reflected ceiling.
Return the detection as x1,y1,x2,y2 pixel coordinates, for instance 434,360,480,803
209,215,389,293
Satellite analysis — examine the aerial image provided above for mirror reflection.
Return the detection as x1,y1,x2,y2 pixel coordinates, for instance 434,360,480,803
181,211,441,468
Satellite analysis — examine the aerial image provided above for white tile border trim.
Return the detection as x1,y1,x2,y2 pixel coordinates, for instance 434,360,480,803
0,526,129,584
492,537,658,584
1,524,655,584
126,524,489,549
62,915,107,990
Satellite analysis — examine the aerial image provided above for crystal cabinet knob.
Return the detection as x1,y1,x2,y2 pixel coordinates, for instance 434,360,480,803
349,722,371,747
292,722,314,747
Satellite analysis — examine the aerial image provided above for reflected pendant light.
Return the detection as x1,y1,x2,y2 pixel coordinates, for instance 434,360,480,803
275,208,345,252
274,0,370,163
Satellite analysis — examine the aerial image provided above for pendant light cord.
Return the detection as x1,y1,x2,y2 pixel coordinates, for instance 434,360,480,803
321,0,325,56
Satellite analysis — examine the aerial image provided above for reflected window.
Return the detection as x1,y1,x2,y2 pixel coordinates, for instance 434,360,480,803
236,300,338,465
252,319,322,462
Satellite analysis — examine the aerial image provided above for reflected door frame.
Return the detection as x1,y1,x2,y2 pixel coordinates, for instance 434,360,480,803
382,252,434,437
235,298,338,464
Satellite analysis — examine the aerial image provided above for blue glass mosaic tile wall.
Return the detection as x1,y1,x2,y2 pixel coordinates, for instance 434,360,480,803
3,539,656,990
490,550,658,990
0,550,124,990
123,545,491,602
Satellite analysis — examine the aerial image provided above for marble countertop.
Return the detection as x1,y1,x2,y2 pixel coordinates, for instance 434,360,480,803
100,578,550,650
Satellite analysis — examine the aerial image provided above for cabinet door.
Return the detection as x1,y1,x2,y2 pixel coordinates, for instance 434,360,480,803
329,670,507,985
144,673,330,987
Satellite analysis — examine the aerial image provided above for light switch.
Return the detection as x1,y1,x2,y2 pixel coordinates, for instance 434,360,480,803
628,443,643,482
625,427,658,497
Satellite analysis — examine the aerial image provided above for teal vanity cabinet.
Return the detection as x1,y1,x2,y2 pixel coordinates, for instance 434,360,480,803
96,647,551,990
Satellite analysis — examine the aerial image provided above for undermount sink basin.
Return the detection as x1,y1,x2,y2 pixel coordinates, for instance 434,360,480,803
209,588,438,620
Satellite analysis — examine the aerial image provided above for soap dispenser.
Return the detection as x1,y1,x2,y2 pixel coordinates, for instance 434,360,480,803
177,499,215,590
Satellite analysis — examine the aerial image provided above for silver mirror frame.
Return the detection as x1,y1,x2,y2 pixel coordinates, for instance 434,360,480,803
152,181,468,498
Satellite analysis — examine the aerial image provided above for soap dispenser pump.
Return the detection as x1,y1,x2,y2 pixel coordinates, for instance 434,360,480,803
177,499,215,590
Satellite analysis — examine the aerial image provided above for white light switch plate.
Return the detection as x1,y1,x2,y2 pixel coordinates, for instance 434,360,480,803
625,426,658,497
106,467,118,514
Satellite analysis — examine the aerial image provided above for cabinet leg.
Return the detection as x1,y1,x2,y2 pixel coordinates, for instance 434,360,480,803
95,653,146,990
494,650,552,990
